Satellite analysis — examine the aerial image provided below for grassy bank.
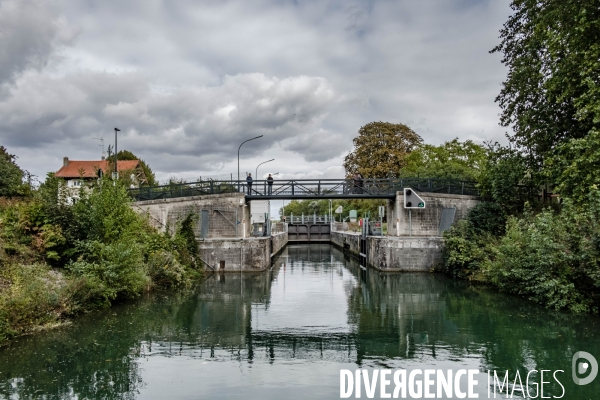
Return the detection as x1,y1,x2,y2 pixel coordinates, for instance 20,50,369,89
443,191,600,314
0,177,203,342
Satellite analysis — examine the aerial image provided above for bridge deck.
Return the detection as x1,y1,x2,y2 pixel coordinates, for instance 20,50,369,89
129,178,478,202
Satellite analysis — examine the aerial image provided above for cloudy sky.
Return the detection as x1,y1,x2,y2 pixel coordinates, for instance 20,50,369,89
0,0,512,184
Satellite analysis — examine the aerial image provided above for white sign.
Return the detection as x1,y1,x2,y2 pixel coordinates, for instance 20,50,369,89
335,206,343,214
378,206,385,217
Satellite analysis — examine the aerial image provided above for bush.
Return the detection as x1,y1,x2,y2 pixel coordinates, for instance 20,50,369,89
467,202,506,236
444,192,600,313
0,175,205,343
147,250,189,288
486,213,589,313
443,220,496,281
0,264,70,341
68,239,149,302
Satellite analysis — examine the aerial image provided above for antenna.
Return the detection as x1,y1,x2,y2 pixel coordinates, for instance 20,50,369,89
94,137,105,159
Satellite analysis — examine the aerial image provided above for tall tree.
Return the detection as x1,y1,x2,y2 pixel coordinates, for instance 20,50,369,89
108,150,157,186
492,0,600,186
401,139,489,181
0,146,25,197
343,122,422,178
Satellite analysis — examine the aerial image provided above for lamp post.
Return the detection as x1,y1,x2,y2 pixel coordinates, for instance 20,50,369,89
255,158,274,179
114,128,121,179
237,135,263,182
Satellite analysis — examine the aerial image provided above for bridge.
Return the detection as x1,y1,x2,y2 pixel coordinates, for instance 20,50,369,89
128,178,478,201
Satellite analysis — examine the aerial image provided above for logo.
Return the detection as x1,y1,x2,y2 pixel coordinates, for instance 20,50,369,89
572,351,598,386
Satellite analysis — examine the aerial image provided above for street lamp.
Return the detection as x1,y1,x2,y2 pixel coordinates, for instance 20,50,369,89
237,135,263,182
255,159,275,178
114,128,121,179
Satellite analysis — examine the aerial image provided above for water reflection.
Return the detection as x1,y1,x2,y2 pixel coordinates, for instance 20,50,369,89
0,244,598,399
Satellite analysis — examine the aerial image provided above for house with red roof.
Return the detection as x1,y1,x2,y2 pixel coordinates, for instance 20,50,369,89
56,157,148,202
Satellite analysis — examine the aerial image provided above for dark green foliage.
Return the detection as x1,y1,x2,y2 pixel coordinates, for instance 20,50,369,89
443,221,495,281
477,143,535,211
444,192,600,313
492,0,600,180
546,130,600,204
174,211,200,269
467,202,506,236
0,146,27,197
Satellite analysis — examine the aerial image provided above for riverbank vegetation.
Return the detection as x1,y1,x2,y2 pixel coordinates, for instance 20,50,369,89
443,0,600,313
0,151,202,342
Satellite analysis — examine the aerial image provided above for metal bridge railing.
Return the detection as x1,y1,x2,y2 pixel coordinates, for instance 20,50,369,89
128,178,479,201
284,214,332,224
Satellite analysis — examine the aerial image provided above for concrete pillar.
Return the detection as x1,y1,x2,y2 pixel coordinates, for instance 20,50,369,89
391,190,481,237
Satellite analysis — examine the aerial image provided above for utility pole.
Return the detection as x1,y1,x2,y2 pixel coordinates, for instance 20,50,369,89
114,128,120,179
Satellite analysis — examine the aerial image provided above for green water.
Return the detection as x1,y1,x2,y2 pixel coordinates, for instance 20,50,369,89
1,244,599,399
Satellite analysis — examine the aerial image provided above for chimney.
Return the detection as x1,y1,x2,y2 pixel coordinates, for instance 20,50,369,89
63,157,69,167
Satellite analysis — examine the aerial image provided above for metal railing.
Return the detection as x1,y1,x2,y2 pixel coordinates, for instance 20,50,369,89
128,178,479,201
284,214,332,224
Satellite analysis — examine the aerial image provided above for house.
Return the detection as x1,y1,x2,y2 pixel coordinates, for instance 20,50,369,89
55,157,148,203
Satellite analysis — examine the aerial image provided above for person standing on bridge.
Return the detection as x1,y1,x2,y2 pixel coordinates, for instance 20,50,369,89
357,172,364,194
267,174,274,195
353,172,360,194
246,173,253,194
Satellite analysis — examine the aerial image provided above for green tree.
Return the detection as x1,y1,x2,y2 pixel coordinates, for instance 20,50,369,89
492,0,600,186
401,139,488,181
0,146,25,197
547,130,600,204
343,121,422,178
281,199,386,221
108,150,157,186
478,143,535,211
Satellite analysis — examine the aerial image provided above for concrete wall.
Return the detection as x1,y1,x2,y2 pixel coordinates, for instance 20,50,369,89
199,238,270,272
388,192,481,237
332,231,443,272
331,231,361,257
368,237,443,272
132,193,250,238
271,231,288,257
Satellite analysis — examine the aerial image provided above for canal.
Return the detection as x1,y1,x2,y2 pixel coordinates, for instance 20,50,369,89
1,244,599,399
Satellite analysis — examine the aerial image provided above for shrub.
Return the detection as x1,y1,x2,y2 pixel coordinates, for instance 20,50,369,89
146,250,188,288
0,264,70,341
443,220,495,281
467,202,506,236
68,240,149,302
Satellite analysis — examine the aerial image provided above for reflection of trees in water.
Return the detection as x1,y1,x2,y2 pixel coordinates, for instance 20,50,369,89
0,271,275,399
340,245,600,396
2,245,599,398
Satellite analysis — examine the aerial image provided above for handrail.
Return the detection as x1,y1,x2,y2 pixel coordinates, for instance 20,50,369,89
128,178,479,201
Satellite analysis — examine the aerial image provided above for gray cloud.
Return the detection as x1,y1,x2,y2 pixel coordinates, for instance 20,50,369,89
0,0,512,182
0,0,78,88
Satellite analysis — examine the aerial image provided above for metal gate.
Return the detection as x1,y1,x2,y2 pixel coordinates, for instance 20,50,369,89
200,209,209,238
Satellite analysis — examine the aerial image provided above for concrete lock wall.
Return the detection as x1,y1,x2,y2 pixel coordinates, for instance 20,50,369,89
368,237,444,272
331,231,361,257
331,231,444,272
132,193,251,238
388,192,481,237
271,231,288,257
198,232,288,273
199,237,270,272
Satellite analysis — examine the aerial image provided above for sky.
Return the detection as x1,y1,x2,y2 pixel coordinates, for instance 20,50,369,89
0,0,512,186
